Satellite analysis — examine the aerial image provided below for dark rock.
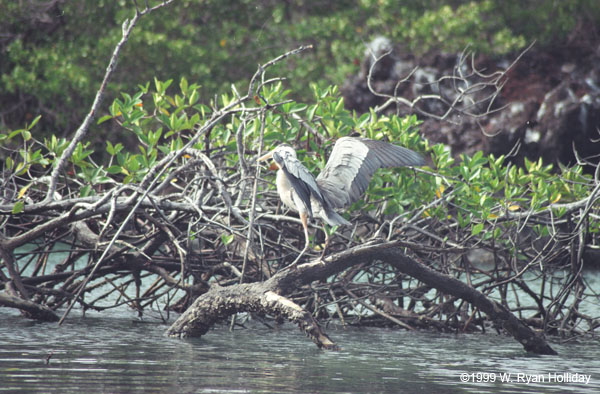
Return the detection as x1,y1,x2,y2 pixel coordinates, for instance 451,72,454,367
342,32,600,170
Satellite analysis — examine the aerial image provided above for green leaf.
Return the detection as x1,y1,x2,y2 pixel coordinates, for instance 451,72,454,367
334,97,344,113
154,77,163,94
106,165,124,174
138,82,150,94
110,101,120,117
15,161,28,176
106,141,115,155
180,77,188,95
79,185,92,197
307,105,317,121
221,233,234,246
471,222,484,236
189,89,199,106
27,114,41,130
8,129,24,140
12,201,24,214
97,114,113,125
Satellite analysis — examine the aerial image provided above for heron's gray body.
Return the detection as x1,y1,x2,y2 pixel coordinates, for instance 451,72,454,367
274,148,350,227
270,137,425,227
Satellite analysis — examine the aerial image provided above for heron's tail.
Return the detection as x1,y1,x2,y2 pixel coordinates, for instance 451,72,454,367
318,207,351,227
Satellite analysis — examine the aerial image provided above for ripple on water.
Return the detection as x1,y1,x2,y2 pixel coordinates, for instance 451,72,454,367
0,310,599,394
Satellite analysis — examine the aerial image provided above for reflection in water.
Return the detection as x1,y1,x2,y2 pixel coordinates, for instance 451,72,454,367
0,309,599,394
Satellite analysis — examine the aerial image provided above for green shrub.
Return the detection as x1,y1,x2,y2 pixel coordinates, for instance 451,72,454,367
2,0,598,139
2,78,595,255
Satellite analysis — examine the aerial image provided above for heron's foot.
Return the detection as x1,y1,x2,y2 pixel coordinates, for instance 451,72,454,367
318,247,328,260
318,235,331,260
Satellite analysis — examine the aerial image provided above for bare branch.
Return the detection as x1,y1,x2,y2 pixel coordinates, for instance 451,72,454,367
45,0,175,201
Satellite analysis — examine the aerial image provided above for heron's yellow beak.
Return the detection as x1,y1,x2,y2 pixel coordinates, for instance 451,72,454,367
257,151,273,162
257,150,279,171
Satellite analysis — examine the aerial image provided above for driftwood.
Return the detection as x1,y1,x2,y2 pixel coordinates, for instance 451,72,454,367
167,240,557,355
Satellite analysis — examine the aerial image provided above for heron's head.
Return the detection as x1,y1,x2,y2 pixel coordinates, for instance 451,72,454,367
258,144,297,169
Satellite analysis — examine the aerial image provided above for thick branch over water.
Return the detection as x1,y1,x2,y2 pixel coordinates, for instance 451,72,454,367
167,241,557,355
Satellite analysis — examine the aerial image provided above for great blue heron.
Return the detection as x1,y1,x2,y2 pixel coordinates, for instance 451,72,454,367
258,136,425,267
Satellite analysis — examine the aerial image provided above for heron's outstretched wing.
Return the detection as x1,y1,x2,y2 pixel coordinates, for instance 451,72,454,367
316,137,425,209
274,150,326,217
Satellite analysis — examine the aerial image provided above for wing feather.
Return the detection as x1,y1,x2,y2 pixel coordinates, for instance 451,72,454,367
316,137,424,209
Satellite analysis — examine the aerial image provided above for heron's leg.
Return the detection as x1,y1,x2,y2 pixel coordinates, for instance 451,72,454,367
287,212,310,269
319,225,332,259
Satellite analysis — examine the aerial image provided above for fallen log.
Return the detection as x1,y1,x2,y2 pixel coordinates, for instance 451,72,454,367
167,240,557,355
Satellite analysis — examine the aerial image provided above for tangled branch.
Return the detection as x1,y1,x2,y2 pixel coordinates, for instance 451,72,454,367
0,24,597,353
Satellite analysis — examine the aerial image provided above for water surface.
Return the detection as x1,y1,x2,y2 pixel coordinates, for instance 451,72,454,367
1,309,599,393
